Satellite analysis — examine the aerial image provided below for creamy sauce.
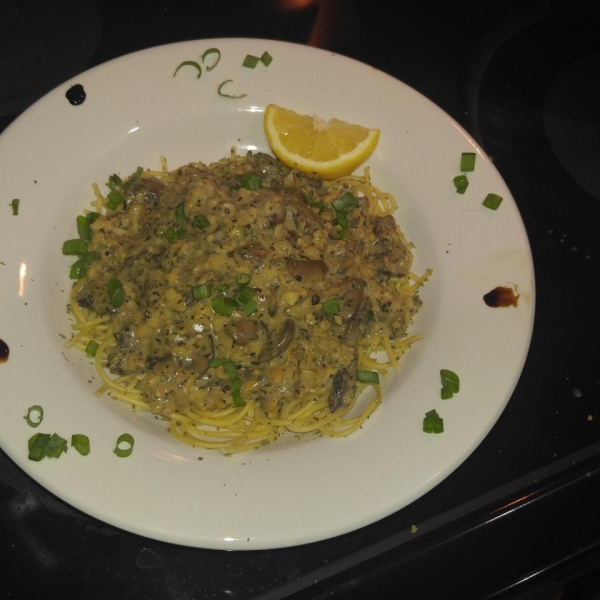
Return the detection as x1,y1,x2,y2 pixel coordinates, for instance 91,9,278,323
77,153,423,417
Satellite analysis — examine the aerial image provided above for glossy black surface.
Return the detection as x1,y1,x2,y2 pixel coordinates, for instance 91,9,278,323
1,1,600,599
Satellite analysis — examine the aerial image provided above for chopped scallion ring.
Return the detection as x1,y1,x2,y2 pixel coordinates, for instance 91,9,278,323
124,167,143,189
28,432,68,460
193,214,210,230
107,278,125,309
453,174,469,194
234,286,255,305
322,299,341,316
238,173,263,190
208,358,246,406
242,54,260,68
10,198,20,215
69,259,87,280
71,434,90,456
212,295,238,317
217,79,247,99
106,189,123,211
77,215,92,241
482,193,503,210
224,362,245,406
423,409,444,433
175,202,187,222
332,192,358,212
85,340,100,357
24,405,44,428
440,368,460,399
163,225,187,242
260,51,273,66
202,48,221,71
114,433,134,457
173,60,202,79
28,433,51,461
460,152,476,172
85,211,100,224
356,370,380,385
62,239,88,256
191,284,211,300
235,273,252,288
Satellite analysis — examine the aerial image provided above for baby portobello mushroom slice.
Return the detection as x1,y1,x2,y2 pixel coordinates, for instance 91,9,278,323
258,319,295,362
285,258,328,284
329,367,357,412
225,318,260,346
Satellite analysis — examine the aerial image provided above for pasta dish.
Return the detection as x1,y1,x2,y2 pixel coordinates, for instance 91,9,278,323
65,150,431,453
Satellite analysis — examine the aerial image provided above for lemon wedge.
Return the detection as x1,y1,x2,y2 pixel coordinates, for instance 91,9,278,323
263,104,380,180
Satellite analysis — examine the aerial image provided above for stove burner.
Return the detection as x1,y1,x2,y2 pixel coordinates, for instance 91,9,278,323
544,53,600,202
473,8,600,205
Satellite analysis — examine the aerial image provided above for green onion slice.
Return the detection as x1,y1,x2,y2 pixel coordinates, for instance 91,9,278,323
440,368,460,399
124,167,143,189
85,211,100,224
85,340,100,357
114,433,134,457
10,198,20,215
46,433,68,458
83,251,99,266
235,273,252,288
77,215,92,241
238,173,263,190
173,60,202,79
323,299,341,316
222,362,245,406
28,433,51,461
208,358,246,406
460,152,476,172
356,370,380,385
217,79,247,99
107,278,125,309
202,47,221,71
423,409,444,434
62,239,88,256
163,226,187,242
453,174,469,194
69,259,87,280
175,202,187,222
212,295,238,317
332,192,358,212
482,193,503,210
242,298,257,316
24,405,44,428
208,357,230,368
243,54,260,68
191,284,211,300
260,51,273,66
193,214,210,230
71,434,90,456
234,286,255,304
106,189,123,210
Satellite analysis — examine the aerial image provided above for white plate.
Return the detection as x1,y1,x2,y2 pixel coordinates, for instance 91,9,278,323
0,38,535,550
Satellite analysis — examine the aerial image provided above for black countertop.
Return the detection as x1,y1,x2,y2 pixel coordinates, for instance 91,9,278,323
2,1,600,599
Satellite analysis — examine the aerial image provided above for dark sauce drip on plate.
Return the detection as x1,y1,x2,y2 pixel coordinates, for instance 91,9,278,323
483,286,519,308
66,84,86,106
0,338,9,363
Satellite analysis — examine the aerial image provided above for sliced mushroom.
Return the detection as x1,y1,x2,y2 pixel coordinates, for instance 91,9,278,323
225,318,260,346
342,318,360,347
285,258,328,284
339,286,365,322
258,319,295,363
372,215,410,276
329,367,356,412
